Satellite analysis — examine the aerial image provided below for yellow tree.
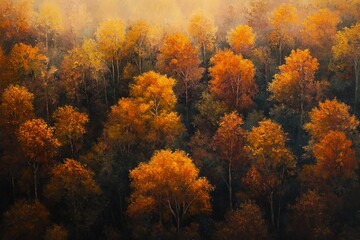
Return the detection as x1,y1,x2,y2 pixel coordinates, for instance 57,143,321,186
213,112,245,210
332,23,360,113
52,105,89,157
188,10,218,64
209,50,257,112
269,3,298,64
104,71,184,156
123,20,151,75
157,32,203,122
8,43,48,81
300,9,340,62
45,159,102,236
130,71,176,116
304,99,359,143
96,19,125,101
0,85,34,199
36,1,63,50
243,119,295,228
128,150,213,231
268,49,327,134
18,118,60,199
227,25,255,56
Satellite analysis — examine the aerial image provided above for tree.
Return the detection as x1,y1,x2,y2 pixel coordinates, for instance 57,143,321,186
300,9,340,63
18,118,60,199
45,224,68,240
130,71,176,116
8,43,48,81
288,190,334,240
312,131,357,183
45,159,102,237
128,150,213,231
227,25,255,56
304,99,359,143
53,105,89,157
243,119,295,229
332,23,360,113
157,32,203,123
0,85,34,199
216,202,269,240
123,20,151,75
269,3,298,64
188,10,218,64
36,1,63,50
268,49,327,137
213,112,245,210
96,18,125,101
3,200,50,240
209,50,257,112
104,72,184,157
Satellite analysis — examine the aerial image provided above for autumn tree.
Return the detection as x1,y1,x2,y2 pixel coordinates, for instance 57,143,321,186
332,23,360,113
243,119,295,229
0,0,34,45
45,159,102,237
245,0,272,43
128,150,213,231
227,25,255,56
18,118,60,199
53,105,89,157
8,43,48,82
209,50,257,112
288,190,335,240
123,20,152,76
300,9,340,63
60,40,106,107
36,1,63,50
157,32,203,123
96,18,125,101
216,202,269,240
104,71,184,156
0,85,34,197
304,99,359,143
3,200,50,240
130,71,176,116
188,10,218,64
310,131,357,187
268,49,328,137
269,3,298,64
213,112,245,210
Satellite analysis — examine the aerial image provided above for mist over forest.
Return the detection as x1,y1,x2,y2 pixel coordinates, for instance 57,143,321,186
1,0,360,239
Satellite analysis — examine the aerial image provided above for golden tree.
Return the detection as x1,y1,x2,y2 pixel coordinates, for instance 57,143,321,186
213,112,245,210
18,118,60,199
53,105,89,157
128,150,213,231
157,32,203,122
188,10,218,64
209,50,257,112
227,25,255,56
268,49,327,133
269,3,298,64
243,119,295,228
332,23,360,113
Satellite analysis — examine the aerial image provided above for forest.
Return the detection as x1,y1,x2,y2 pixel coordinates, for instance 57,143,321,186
1,0,360,239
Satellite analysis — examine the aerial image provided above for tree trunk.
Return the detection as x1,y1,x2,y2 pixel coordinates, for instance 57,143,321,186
354,61,359,114
33,162,38,199
111,59,116,102
103,75,108,105
277,199,281,232
279,42,282,65
228,160,233,210
185,83,189,126
45,86,49,121
269,191,274,227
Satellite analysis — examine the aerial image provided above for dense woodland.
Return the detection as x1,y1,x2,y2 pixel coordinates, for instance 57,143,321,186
1,0,360,239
